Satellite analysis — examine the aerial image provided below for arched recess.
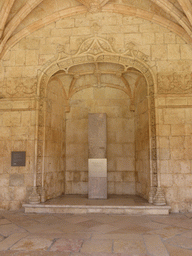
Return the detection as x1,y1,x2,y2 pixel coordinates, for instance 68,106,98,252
33,37,160,204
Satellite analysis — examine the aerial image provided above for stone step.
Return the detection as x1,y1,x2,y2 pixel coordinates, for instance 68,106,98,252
23,203,171,215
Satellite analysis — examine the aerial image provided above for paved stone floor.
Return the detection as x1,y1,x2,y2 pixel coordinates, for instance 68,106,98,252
0,210,191,255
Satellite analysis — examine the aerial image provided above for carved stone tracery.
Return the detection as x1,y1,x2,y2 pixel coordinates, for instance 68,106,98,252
158,72,192,94
2,77,37,97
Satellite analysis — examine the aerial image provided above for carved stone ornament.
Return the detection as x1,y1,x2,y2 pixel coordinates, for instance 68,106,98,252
55,36,149,73
76,0,110,12
3,77,37,97
158,72,192,94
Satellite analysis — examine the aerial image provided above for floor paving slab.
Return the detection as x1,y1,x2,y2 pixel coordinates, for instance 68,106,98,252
0,210,190,255
165,244,192,256
81,240,113,253
49,238,84,252
143,234,169,256
113,239,147,254
10,236,54,251
0,233,28,251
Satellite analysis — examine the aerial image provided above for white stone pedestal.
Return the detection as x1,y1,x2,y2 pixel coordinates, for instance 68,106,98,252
88,159,107,199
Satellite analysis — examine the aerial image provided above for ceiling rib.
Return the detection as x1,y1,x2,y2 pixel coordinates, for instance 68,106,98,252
177,0,192,27
0,0,16,39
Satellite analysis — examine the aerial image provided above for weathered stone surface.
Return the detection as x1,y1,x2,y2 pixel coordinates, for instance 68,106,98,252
88,113,107,159
9,174,24,187
88,159,107,199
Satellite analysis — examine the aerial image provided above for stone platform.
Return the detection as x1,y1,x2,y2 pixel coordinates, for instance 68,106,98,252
23,195,171,215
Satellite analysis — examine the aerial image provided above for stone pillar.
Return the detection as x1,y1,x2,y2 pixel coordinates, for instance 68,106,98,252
88,113,107,199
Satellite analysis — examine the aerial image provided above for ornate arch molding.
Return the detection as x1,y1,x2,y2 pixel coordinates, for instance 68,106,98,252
31,36,164,204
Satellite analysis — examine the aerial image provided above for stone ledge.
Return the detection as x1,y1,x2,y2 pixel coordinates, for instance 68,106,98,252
23,203,171,215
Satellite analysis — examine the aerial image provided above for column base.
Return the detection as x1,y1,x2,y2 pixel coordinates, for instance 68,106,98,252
28,186,40,204
153,187,166,206
40,188,46,203
148,187,156,204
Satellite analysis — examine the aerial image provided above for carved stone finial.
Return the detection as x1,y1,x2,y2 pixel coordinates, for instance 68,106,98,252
76,0,110,12
88,0,101,12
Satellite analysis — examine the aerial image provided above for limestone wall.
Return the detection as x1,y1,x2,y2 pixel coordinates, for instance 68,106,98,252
157,94,192,212
0,99,36,209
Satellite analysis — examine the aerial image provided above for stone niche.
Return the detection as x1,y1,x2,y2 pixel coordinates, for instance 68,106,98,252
62,61,137,196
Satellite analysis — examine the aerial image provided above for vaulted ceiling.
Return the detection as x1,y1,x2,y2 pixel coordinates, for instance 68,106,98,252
1,0,192,59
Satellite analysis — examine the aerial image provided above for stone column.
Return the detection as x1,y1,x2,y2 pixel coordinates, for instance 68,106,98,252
88,113,107,199
29,97,40,204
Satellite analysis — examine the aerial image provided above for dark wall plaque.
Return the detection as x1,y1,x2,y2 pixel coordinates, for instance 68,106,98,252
11,151,26,166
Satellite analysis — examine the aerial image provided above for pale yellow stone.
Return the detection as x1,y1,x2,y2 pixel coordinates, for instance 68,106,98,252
152,45,167,60
140,23,160,33
171,124,185,136
158,125,171,136
186,108,192,123
166,97,187,105
142,33,155,44
56,18,75,28
0,127,11,139
19,38,40,50
164,33,176,44
159,149,170,160
73,27,91,35
159,160,169,174
5,67,23,78
155,33,164,44
171,149,185,160
124,33,142,45
170,136,184,148
164,109,185,124
159,137,169,148
168,44,180,60
160,174,173,187
181,44,192,59
122,25,139,33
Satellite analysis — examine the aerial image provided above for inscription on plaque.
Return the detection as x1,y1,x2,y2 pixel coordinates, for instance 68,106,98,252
11,151,26,166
